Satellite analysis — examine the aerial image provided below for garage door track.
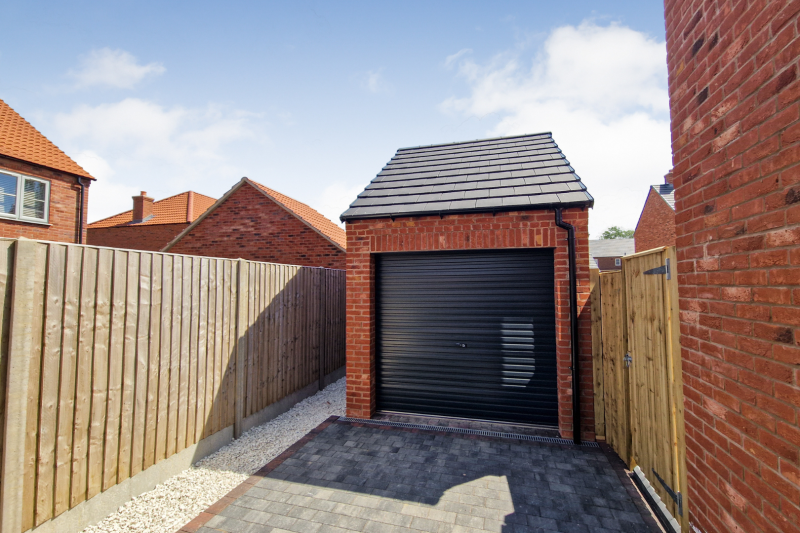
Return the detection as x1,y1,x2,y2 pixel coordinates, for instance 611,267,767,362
180,417,660,533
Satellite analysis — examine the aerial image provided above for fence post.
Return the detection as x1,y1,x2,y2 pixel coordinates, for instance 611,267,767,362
233,259,248,439
0,239,38,532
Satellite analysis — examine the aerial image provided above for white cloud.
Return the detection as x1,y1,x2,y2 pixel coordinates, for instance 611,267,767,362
441,21,672,238
445,48,472,68
362,69,391,94
314,181,370,227
69,48,165,89
52,99,264,222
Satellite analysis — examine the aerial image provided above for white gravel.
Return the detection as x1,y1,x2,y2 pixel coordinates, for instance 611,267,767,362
81,378,345,533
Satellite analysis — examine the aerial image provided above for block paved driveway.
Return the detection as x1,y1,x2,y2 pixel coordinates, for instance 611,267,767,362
185,418,660,533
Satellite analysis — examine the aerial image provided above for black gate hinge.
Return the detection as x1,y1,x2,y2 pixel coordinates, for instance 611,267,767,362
652,468,682,516
644,258,671,280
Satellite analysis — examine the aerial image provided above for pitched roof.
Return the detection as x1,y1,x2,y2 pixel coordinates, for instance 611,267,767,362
162,178,346,252
0,97,94,179
589,238,635,259
249,181,346,248
88,191,216,228
652,184,675,209
340,132,593,221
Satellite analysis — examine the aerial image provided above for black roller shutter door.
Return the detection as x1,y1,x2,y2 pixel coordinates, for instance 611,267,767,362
377,249,558,426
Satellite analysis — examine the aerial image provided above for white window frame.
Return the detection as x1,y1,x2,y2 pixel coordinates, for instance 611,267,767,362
0,170,50,225
615,258,621,266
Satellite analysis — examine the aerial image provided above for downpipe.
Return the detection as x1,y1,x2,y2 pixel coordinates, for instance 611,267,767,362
554,208,581,444
76,177,87,244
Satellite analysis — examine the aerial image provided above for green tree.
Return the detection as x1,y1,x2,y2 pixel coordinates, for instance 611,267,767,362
600,226,634,239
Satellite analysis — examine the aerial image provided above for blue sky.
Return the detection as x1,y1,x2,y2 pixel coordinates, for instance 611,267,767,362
1,1,670,237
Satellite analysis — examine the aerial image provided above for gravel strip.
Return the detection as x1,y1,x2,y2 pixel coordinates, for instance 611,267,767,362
81,378,345,533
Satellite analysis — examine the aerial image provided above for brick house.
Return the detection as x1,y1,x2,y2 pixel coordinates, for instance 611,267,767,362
589,238,635,271
664,1,800,532
341,133,595,442
87,191,216,251
0,98,94,243
163,177,346,269
634,171,677,253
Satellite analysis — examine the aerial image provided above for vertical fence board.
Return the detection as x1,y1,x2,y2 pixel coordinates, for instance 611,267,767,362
203,260,216,439
177,256,191,452
167,257,182,458
102,250,127,492
117,252,139,484
156,256,173,462
195,259,209,441
187,257,200,445
144,254,162,470
130,254,151,477
0,240,13,523
21,243,47,531
0,240,44,533
35,244,66,525
87,248,113,501
54,245,83,516
212,260,223,434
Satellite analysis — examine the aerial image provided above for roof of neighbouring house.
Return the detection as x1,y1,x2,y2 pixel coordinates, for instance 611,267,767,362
162,178,346,251
652,183,675,209
589,238,636,259
88,191,217,228
0,97,94,179
340,132,593,221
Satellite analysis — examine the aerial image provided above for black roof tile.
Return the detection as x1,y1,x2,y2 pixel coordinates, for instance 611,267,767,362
341,132,593,221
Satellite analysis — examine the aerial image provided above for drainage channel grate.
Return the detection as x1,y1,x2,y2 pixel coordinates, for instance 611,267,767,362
337,417,599,448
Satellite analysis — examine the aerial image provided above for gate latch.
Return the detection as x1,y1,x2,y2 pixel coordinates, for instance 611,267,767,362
455,343,467,348
652,468,683,516
644,258,671,280
624,352,632,368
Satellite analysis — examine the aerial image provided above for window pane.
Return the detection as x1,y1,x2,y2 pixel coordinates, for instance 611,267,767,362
22,179,46,220
0,173,17,215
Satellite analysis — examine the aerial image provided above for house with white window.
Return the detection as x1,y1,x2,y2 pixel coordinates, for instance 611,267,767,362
0,97,94,243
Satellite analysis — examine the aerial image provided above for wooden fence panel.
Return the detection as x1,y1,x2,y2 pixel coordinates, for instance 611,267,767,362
589,269,604,439
600,270,630,465
0,239,345,532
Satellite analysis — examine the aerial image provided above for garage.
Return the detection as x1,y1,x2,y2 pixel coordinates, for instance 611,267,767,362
341,132,594,440
377,249,557,426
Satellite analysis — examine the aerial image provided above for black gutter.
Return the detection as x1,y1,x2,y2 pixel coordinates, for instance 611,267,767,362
340,200,594,223
77,177,87,244
554,208,581,445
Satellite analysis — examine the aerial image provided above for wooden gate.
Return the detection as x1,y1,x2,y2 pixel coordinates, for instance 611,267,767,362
592,247,688,532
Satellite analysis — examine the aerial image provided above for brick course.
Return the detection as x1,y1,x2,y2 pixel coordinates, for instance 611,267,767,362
635,188,677,252
345,208,594,441
168,183,345,268
88,223,189,252
664,1,800,531
0,155,88,243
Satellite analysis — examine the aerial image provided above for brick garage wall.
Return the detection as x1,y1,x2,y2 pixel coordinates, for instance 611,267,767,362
665,1,800,532
168,183,345,268
345,208,594,440
0,155,88,244
87,223,189,251
635,188,677,252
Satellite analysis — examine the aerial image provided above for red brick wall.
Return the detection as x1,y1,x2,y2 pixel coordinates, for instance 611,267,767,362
665,1,800,531
0,155,88,244
635,188,677,252
168,183,345,268
345,208,594,440
595,257,623,271
87,223,189,251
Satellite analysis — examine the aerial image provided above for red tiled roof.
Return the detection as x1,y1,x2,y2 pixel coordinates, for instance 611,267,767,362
0,97,94,179
249,180,346,248
88,191,216,228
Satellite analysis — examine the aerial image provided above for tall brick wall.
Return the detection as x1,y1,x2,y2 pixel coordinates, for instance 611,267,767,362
635,188,677,252
0,155,88,243
345,208,594,441
664,1,800,531
168,183,345,268
87,223,190,251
